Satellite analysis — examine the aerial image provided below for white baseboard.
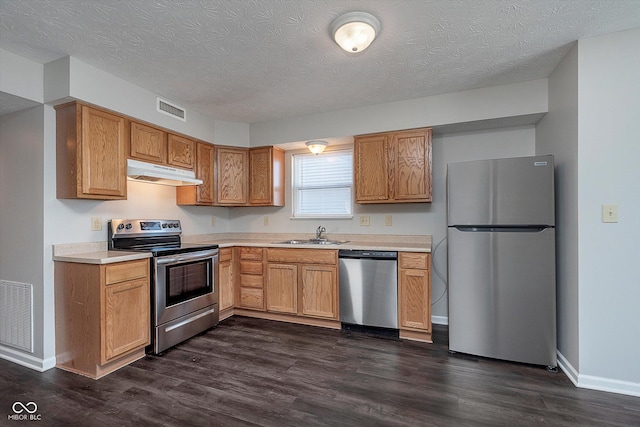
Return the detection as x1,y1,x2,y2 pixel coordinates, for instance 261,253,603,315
431,315,448,325
557,350,640,397
0,345,56,372
556,350,579,386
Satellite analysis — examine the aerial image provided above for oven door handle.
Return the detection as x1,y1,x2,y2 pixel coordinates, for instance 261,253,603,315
156,250,218,266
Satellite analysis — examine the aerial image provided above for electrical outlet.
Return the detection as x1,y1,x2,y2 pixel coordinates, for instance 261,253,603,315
384,215,392,226
359,215,370,226
263,216,270,226
602,205,618,223
210,217,216,227
91,217,102,231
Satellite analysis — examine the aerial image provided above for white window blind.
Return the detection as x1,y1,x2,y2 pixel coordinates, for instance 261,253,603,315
292,150,353,218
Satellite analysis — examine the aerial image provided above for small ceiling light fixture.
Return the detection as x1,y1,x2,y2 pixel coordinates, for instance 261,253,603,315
306,140,328,154
330,11,381,53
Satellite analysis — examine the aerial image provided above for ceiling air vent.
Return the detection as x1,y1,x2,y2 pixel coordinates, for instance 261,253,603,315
157,97,186,122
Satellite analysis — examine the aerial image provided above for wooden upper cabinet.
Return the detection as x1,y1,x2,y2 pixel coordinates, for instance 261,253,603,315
354,127,432,204
393,130,431,201
176,142,215,206
168,134,195,170
56,102,127,200
249,146,285,206
212,145,285,207
215,146,248,205
130,122,167,164
354,133,389,202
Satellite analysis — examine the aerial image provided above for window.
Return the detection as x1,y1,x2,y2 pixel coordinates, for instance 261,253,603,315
292,150,353,218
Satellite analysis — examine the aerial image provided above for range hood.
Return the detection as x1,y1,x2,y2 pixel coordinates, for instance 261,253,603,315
127,159,203,186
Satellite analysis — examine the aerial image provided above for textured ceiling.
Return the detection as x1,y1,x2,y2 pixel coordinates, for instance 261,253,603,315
1,0,639,123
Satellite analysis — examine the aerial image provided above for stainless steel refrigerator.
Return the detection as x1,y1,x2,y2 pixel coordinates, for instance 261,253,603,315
447,155,556,367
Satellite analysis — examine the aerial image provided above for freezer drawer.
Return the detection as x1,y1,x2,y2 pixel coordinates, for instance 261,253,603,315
448,227,556,366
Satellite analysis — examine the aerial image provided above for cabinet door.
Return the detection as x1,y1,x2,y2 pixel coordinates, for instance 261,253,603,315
102,278,150,363
130,121,167,164
249,147,273,205
219,258,233,311
301,265,338,319
392,129,432,201
354,133,389,202
80,106,127,198
168,134,195,170
216,147,248,205
196,142,215,204
266,264,298,314
248,146,285,206
399,268,431,331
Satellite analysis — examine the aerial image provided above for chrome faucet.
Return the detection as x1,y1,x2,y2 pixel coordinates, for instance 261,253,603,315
316,225,326,240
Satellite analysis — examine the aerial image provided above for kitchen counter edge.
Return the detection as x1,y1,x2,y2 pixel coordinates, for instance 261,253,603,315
53,238,430,264
53,251,152,265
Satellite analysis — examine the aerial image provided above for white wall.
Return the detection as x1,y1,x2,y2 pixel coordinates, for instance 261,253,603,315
536,44,580,371
44,56,250,147
0,49,43,103
577,28,640,391
250,79,547,146
0,106,48,367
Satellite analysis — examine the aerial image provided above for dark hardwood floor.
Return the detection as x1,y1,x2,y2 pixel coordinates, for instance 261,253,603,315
1,316,639,426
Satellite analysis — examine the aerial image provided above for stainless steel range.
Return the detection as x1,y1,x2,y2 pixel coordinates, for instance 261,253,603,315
108,219,219,354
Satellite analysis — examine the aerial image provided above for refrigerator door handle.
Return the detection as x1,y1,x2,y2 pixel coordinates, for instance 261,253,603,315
454,226,551,232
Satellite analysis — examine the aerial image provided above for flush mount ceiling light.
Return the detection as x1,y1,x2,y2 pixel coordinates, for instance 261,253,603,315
330,11,381,53
306,140,328,154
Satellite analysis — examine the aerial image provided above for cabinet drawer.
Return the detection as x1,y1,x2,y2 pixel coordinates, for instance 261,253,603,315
240,274,263,288
105,260,149,285
239,247,263,260
239,288,264,309
399,252,429,270
266,248,336,265
240,261,263,275
219,248,233,262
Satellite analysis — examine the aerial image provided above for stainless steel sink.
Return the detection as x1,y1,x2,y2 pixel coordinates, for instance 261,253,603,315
272,239,348,245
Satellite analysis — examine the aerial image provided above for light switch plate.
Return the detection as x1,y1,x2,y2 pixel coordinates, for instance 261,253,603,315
384,215,392,226
602,205,618,223
210,217,216,227
263,216,270,226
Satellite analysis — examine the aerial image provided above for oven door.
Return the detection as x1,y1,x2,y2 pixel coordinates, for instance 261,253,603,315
154,249,218,326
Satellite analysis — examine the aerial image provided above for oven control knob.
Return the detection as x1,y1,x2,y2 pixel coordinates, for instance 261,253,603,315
125,223,132,230
162,223,167,228
117,224,124,230
173,223,179,228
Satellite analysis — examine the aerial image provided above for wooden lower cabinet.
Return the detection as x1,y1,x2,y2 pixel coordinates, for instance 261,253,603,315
398,252,432,342
235,247,265,310
265,249,338,321
301,265,338,319
218,248,234,319
266,264,298,314
55,259,150,378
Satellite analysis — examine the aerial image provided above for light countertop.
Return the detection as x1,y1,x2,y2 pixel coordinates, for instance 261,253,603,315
53,233,431,264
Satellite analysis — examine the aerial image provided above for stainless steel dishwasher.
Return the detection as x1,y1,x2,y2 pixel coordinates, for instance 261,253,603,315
338,250,398,330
